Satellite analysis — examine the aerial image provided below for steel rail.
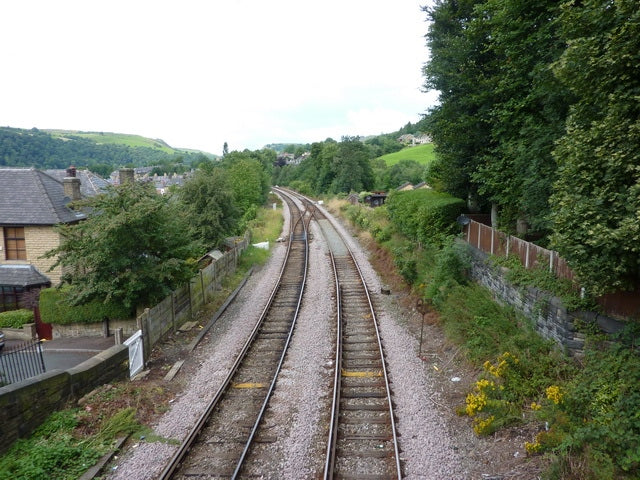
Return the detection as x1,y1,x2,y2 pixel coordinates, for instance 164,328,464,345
230,194,309,478
324,250,342,479
304,192,402,480
159,194,307,480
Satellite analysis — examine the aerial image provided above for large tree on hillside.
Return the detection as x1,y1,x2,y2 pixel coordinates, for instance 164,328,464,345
222,152,270,224
46,182,200,309
550,0,640,295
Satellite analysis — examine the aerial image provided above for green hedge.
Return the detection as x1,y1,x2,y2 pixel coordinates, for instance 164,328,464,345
0,309,35,328
385,189,465,246
39,287,133,325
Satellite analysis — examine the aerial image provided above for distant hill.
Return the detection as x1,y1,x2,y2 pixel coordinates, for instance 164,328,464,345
378,143,436,167
46,130,178,154
0,127,216,175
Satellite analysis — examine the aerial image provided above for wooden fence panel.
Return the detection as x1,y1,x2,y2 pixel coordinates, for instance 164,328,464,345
462,219,640,320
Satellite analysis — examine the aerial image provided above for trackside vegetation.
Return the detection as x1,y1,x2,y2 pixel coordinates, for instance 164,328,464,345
0,200,284,479
337,196,640,480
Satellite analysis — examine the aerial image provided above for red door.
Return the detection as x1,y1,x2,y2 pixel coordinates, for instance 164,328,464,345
34,306,52,340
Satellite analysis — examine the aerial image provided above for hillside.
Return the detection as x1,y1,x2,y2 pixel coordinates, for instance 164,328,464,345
0,127,215,175
46,130,177,154
378,143,436,166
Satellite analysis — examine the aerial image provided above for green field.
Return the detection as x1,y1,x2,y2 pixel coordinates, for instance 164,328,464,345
379,143,436,166
46,130,177,153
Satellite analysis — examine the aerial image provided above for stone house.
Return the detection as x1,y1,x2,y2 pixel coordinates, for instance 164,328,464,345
0,167,87,311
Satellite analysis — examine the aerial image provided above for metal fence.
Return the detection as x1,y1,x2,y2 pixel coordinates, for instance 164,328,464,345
0,340,46,386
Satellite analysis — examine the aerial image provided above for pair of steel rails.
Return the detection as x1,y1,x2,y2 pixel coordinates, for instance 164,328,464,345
160,189,401,479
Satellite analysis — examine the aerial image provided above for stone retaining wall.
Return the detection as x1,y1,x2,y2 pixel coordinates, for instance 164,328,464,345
467,244,626,355
52,318,138,339
0,344,128,454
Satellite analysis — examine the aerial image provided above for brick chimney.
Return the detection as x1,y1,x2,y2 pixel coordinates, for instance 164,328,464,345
119,168,135,185
63,165,82,201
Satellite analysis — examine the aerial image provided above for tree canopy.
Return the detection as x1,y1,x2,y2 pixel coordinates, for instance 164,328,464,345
422,0,640,294
47,182,200,309
550,0,640,295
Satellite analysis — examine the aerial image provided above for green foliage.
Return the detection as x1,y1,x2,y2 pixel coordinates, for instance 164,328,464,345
534,338,640,479
272,137,374,196
0,309,34,328
0,410,102,480
470,0,570,232
385,189,465,247
550,0,640,296
39,287,133,325
422,0,495,203
222,151,271,216
45,182,200,309
177,167,239,250
425,240,471,308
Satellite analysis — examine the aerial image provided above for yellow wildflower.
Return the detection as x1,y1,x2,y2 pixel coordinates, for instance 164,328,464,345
546,385,563,405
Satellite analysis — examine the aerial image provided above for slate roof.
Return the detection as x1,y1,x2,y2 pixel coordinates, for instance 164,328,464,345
44,169,111,197
0,168,86,225
0,264,51,287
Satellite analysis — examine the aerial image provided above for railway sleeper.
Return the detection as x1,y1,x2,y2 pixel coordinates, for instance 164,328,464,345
340,390,388,399
335,447,394,459
341,402,389,411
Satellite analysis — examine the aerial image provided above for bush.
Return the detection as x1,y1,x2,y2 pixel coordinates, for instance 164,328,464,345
386,189,465,247
0,309,34,328
425,239,471,307
39,287,133,325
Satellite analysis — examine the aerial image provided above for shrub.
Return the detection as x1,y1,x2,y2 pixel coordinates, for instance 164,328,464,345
39,287,133,325
386,189,465,247
0,309,34,328
425,239,471,307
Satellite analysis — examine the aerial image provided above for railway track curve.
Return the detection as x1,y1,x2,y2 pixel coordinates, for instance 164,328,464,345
159,193,309,479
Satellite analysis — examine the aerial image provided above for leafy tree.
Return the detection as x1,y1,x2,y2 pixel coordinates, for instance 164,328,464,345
470,0,569,232
222,152,270,224
550,0,640,295
177,166,239,250
330,137,375,194
422,0,496,206
386,159,425,190
46,182,199,309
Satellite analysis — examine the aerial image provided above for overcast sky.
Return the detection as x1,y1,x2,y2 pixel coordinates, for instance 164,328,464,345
0,1,436,155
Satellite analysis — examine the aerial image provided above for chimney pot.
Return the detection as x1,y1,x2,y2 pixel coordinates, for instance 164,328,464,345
119,168,135,185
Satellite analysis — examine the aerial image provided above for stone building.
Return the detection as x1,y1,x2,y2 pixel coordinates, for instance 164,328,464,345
0,167,87,311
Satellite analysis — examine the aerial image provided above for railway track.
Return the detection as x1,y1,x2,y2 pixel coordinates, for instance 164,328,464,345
159,193,309,479
289,192,402,479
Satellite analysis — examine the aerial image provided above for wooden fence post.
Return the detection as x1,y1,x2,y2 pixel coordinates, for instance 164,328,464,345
200,270,206,305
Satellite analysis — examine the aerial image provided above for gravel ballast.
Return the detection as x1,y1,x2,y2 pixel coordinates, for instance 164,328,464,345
106,200,536,479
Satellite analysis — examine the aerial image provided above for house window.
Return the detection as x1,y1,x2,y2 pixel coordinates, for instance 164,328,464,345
4,227,26,260
0,286,23,312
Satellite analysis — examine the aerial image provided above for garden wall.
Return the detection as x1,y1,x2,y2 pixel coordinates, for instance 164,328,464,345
0,344,128,454
467,244,627,356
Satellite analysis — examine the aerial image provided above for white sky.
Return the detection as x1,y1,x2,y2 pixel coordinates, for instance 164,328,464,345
0,1,436,155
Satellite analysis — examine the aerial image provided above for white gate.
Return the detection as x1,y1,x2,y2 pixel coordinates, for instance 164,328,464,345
124,330,144,378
